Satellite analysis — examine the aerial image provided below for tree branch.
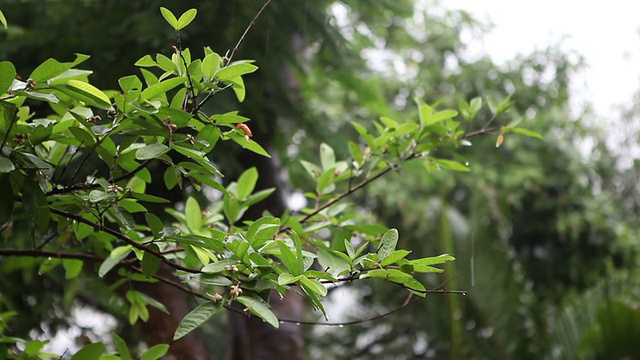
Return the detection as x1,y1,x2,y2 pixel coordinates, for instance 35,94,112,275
226,0,272,65
49,207,200,274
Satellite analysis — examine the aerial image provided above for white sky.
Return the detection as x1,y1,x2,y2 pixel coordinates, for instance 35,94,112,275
443,0,640,115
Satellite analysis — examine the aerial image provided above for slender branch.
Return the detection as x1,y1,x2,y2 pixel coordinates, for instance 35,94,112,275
194,0,271,113
279,154,417,234
173,39,197,113
47,159,151,196
460,126,498,139
49,207,200,274
226,0,272,65
0,248,105,261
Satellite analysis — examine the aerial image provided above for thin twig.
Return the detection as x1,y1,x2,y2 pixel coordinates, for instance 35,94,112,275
49,207,201,274
226,0,272,65
47,159,151,196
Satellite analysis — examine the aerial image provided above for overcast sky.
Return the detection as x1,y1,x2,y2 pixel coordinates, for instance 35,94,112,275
444,0,640,116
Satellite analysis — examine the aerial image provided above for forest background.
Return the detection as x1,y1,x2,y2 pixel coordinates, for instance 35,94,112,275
1,1,639,359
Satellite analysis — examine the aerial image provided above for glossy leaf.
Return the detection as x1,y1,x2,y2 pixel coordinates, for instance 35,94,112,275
377,228,398,261
185,196,202,232
140,344,169,360
236,167,258,201
63,259,83,279
0,10,6,29
160,7,178,30
176,9,197,30
215,62,258,82
173,301,222,340
0,157,15,173
112,334,132,360
0,61,16,94
236,296,279,328
54,80,112,109
70,342,104,360
140,77,186,101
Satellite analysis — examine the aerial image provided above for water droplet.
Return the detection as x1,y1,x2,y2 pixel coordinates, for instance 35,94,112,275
47,257,52,261
338,324,344,328
295,322,301,326
462,292,467,296
465,162,469,166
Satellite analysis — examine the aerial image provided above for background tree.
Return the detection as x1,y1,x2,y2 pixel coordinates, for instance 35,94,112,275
1,1,639,359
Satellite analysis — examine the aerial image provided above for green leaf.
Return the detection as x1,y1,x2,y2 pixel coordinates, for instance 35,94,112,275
140,344,169,360
140,77,186,101
118,74,143,92
68,126,95,146
215,62,258,82
300,160,321,180
137,292,169,315
470,97,483,113
423,109,458,126
70,342,104,360
201,259,240,274
230,76,246,102
160,7,179,30
54,80,112,110
99,247,132,277
300,276,327,296
348,144,365,169
497,94,513,114
63,259,83,279
201,53,221,81
227,131,270,157
503,127,543,139
135,143,169,160
319,143,336,171
209,111,249,124
173,301,222,340
0,157,15,173
130,192,170,203
24,340,45,356
112,333,132,360
410,254,455,266
380,249,411,267
30,58,71,83
246,216,280,248
134,55,157,68
236,296,279,328
276,241,300,276
432,158,471,172
236,167,258,201
0,9,7,29
88,190,111,203
141,251,161,277
277,273,302,285
290,231,304,275
0,61,16,93
145,213,164,237
176,9,197,30
185,196,202,232
344,239,356,259
377,228,399,260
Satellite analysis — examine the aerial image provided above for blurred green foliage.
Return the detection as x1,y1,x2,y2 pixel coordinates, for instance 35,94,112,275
1,1,639,359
